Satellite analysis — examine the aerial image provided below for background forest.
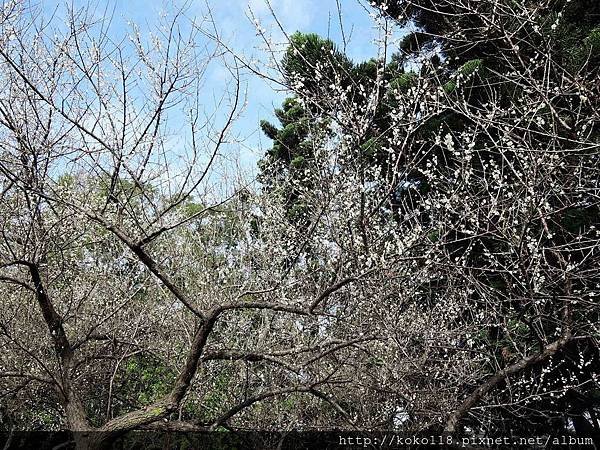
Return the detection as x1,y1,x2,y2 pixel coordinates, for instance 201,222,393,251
0,0,599,449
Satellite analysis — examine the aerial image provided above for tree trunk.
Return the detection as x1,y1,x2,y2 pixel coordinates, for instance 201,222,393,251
73,432,113,450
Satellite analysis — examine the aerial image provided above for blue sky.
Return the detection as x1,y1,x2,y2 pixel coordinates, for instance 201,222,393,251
203,0,389,170
39,0,391,172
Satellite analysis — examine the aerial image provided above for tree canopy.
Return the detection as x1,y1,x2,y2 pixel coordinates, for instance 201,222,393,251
1,1,599,449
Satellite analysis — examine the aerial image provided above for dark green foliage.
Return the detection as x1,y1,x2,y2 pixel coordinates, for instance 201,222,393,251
457,58,482,76
353,58,378,76
388,71,417,93
370,0,600,439
257,95,326,229
398,31,435,55
259,97,310,166
282,32,352,94
117,355,177,409
259,33,422,226
258,0,600,438
565,26,600,71
259,120,278,140
198,368,233,419
561,205,599,235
